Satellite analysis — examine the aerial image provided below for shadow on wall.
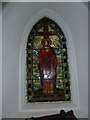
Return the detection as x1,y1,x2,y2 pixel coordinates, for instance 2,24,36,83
2,2,8,9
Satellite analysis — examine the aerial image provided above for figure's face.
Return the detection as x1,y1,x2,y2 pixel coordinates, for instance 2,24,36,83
45,41,48,46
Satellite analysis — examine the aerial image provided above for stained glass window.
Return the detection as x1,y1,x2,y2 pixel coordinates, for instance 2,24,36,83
26,17,71,103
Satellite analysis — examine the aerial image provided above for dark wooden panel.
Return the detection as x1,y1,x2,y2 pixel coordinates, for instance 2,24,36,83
25,110,78,120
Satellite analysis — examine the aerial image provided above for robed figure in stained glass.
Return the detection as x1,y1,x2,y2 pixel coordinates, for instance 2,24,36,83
38,38,58,94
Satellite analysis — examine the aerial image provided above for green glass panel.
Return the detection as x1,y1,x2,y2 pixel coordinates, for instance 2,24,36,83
33,36,43,49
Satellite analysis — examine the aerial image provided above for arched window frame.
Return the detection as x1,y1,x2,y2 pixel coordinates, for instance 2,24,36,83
26,17,71,103
19,9,80,115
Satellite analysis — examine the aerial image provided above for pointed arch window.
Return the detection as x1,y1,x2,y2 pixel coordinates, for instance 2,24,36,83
26,17,71,103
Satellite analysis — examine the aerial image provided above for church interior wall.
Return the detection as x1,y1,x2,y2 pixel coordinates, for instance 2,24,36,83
2,2,88,118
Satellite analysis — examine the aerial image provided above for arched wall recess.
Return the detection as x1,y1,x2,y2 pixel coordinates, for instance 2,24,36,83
19,8,80,116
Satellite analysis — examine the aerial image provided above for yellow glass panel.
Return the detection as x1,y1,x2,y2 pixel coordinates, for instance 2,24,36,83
48,25,54,32
33,36,43,49
49,35,60,48
38,26,43,32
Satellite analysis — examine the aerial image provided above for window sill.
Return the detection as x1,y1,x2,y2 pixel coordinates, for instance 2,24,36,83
16,101,88,118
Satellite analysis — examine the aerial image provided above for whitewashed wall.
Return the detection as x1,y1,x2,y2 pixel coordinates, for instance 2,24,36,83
0,2,2,120
2,2,88,118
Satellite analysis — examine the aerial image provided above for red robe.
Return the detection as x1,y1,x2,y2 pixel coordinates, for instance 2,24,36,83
38,47,57,94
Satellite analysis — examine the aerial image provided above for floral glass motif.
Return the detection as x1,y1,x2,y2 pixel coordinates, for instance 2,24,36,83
26,17,71,103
